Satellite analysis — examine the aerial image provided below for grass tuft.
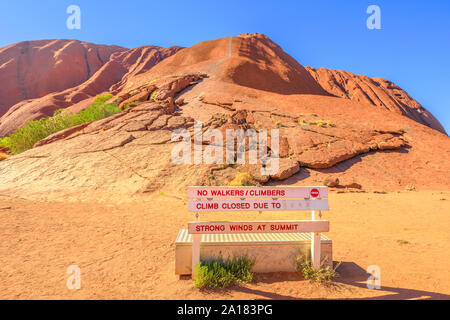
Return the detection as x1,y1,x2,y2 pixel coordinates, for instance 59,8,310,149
150,90,159,102
228,172,256,186
298,119,334,128
124,101,140,109
194,255,256,289
294,251,340,283
128,89,140,96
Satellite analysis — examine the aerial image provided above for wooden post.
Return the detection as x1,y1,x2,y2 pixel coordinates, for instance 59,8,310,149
311,209,321,270
192,234,201,279
192,207,201,279
185,186,330,275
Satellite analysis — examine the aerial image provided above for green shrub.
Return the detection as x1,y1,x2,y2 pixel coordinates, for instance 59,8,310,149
93,93,113,104
0,94,121,154
294,251,340,283
194,255,256,289
0,137,10,148
124,101,140,109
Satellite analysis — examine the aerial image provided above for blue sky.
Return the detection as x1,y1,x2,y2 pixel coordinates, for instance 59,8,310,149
1,0,449,133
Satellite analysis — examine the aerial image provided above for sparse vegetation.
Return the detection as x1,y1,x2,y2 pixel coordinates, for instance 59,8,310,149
124,101,140,109
0,137,10,150
298,117,335,128
128,89,140,96
252,120,262,130
194,255,256,289
150,90,159,102
294,251,340,283
298,119,309,126
212,165,229,172
0,94,121,154
228,172,256,186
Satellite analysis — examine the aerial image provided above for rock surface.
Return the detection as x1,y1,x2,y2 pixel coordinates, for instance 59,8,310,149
324,177,339,187
343,182,362,190
306,67,446,134
0,41,182,136
0,33,449,200
0,40,124,117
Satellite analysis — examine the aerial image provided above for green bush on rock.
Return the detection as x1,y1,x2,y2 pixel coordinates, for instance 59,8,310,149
0,94,121,154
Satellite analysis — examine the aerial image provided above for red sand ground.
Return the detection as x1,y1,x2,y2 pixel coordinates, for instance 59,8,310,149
1,190,448,300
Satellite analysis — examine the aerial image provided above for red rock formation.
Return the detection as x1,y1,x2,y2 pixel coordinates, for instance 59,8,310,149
139,33,328,96
0,39,125,117
0,34,448,200
306,67,446,134
0,42,182,136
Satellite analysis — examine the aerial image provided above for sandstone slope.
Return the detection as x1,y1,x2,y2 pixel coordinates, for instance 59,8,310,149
0,39,125,117
306,67,446,134
0,41,182,136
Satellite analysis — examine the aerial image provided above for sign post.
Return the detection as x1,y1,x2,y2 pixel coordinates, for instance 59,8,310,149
187,186,330,274
192,201,201,279
192,234,201,279
310,188,321,269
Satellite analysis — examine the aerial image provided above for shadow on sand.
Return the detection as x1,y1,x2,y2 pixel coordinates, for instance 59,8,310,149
228,261,449,300
334,261,449,300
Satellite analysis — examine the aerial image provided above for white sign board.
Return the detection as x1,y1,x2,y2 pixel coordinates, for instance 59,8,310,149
188,220,330,234
188,199,329,212
188,186,328,199
186,185,330,274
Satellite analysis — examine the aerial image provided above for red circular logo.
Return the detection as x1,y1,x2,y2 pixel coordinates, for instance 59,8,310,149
310,188,320,198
